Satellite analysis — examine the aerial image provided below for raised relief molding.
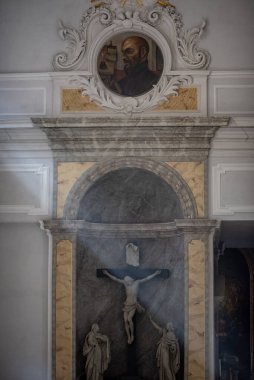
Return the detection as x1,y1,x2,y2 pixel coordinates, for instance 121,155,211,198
212,163,254,215
209,71,254,120
0,164,50,215
0,87,47,116
213,84,254,115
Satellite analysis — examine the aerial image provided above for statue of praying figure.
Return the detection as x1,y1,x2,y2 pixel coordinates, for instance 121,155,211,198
103,269,161,344
149,316,180,380
83,323,111,380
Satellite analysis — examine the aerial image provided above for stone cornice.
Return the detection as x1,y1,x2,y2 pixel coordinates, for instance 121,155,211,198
43,218,217,237
32,116,229,160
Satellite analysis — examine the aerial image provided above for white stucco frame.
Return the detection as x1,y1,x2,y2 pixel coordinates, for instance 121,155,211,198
53,0,211,113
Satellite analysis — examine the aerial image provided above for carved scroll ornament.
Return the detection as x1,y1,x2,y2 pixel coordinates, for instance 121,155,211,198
53,1,210,71
53,0,210,113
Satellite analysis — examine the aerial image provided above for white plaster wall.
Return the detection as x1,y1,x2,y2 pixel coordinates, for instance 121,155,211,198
0,0,253,73
0,223,49,380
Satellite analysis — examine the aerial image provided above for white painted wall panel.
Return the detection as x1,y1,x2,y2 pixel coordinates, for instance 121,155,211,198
0,164,50,215
214,85,254,115
0,162,52,222
221,170,254,208
0,77,53,118
0,87,46,116
212,163,254,215
208,72,254,118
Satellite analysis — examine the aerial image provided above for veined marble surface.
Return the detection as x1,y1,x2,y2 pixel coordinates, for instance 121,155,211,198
167,162,205,217
188,240,205,380
61,87,198,113
62,89,103,113
57,162,94,217
56,240,73,380
154,87,198,111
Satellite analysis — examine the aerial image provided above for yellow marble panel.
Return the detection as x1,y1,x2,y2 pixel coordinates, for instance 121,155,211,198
188,240,205,380
62,87,197,112
62,88,103,112
166,162,204,217
56,240,73,380
153,87,198,111
57,162,95,218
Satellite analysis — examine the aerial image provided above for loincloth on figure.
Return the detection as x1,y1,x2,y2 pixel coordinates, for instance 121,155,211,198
122,302,145,313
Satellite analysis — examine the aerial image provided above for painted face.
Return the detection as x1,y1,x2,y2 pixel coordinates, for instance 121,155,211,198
121,37,147,72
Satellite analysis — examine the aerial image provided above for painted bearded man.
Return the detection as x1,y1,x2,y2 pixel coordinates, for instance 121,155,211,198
118,36,160,96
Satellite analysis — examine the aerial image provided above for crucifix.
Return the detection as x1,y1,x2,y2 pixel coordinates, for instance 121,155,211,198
97,243,170,376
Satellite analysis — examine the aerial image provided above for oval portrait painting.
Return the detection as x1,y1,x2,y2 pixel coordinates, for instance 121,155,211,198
97,33,164,97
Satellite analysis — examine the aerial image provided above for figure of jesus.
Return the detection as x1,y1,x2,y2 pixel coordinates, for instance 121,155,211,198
103,269,161,344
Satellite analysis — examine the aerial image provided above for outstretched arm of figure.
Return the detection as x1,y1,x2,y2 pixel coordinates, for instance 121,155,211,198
138,270,161,284
97,333,109,343
102,270,124,284
149,314,163,333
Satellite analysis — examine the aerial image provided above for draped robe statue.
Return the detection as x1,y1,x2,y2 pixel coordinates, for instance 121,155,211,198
150,317,180,380
83,324,111,380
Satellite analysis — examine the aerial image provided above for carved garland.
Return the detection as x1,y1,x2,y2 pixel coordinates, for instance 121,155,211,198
72,74,192,114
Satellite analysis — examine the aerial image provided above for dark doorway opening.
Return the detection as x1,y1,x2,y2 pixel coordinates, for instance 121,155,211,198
214,221,254,380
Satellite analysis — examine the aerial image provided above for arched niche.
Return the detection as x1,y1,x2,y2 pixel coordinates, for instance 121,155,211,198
77,168,183,223
64,158,197,220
